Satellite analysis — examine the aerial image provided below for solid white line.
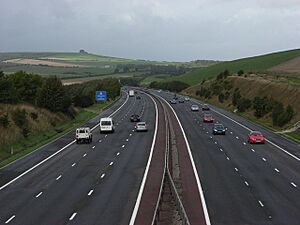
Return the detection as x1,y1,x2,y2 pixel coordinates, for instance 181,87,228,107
109,162,114,166
258,200,264,207
5,215,15,224
158,95,212,225
88,189,94,196
129,92,159,225
101,173,105,179
36,192,43,198
56,175,62,180
274,168,280,173
69,212,77,221
72,163,76,167
291,182,297,188
0,92,130,191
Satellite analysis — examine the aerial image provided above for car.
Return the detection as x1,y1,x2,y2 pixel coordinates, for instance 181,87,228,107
100,117,115,133
212,123,226,135
76,127,92,144
248,131,265,144
178,99,184,103
202,104,210,111
130,114,141,122
203,113,214,123
173,94,178,100
136,122,148,132
170,99,177,104
184,97,190,101
191,104,199,111
136,95,141,100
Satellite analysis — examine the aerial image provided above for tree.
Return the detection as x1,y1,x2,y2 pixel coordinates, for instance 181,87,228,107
218,93,225,103
237,98,252,112
237,70,244,76
37,76,71,112
0,73,18,103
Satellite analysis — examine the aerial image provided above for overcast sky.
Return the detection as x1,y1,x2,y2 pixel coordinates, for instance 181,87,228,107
0,0,299,61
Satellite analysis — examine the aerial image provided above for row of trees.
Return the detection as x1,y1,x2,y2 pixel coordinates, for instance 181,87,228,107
149,80,190,93
0,71,121,112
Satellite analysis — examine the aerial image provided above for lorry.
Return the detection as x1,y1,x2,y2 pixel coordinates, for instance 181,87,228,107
76,127,92,144
129,90,134,97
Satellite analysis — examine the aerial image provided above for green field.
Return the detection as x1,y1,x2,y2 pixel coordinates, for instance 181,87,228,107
140,74,172,86
171,49,300,85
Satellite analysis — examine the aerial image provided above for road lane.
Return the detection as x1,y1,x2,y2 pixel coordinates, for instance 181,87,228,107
157,91,300,225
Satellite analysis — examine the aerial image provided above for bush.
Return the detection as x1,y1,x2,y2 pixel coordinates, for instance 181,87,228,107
237,98,252,112
149,80,189,92
253,96,273,118
22,126,30,138
232,89,241,106
218,93,225,103
30,112,39,120
12,108,27,128
237,70,244,76
0,114,10,128
272,103,294,127
74,95,94,108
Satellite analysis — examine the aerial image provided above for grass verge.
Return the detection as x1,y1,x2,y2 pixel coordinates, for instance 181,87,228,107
0,110,96,168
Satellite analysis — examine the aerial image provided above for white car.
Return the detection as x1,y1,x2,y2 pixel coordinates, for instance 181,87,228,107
76,127,92,144
191,104,199,111
136,122,148,132
184,97,190,101
100,117,115,133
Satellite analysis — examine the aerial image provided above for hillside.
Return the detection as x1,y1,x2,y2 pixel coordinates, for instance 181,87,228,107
183,74,300,125
172,49,300,85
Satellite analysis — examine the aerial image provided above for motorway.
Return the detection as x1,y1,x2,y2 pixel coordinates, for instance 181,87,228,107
155,90,300,225
0,91,157,225
0,88,299,225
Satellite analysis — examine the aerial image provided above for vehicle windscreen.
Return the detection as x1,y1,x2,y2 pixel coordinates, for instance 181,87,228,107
79,130,86,133
101,121,111,126
252,133,262,136
215,125,223,129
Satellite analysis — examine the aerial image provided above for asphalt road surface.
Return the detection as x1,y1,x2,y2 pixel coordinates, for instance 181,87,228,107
156,90,300,225
0,90,157,225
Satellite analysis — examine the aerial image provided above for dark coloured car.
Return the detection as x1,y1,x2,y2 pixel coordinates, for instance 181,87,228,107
136,96,141,100
130,114,141,122
178,99,184,103
202,104,210,111
212,123,226,135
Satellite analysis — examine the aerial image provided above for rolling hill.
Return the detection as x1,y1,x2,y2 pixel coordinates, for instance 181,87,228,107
170,49,300,85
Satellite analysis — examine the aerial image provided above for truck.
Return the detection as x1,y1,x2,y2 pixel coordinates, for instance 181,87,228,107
129,90,134,97
76,127,92,144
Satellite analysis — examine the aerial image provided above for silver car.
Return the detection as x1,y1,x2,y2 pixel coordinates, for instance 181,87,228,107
136,122,148,132
191,104,199,111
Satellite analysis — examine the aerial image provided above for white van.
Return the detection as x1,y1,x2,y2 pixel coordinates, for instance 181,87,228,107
76,127,92,144
100,117,115,133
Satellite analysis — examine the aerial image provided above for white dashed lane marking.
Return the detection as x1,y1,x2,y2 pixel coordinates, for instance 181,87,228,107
92,146,95,149
251,149,255,152
117,152,120,156
122,145,125,148
36,192,43,198
274,168,280,173
88,189,94,196
262,157,267,162
101,173,105,179
72,163,76,167
83,153,87,157
235,168,239,172
5,215,16,224
109,162,114,166
69,212,77,221
258,200,264,207
56,175,62,180
244,181,249,186
291,182,297,188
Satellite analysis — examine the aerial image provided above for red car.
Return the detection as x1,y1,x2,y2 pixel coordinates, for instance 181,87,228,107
248,131,265,144
203,114,214,123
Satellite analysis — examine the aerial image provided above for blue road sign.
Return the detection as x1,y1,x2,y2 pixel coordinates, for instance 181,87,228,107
96,91,107,101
